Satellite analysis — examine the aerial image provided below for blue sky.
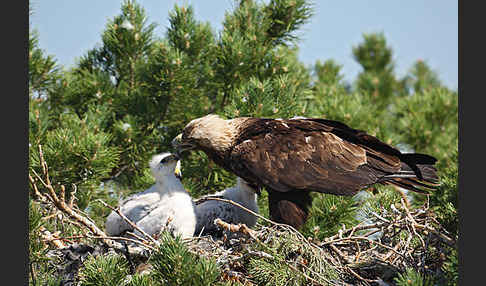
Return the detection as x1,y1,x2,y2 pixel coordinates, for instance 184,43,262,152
30,1,458,89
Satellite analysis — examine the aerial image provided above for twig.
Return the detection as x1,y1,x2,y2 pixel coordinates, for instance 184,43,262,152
29,262,36,286
126,231,153,245
328,244,352,264
96,199,159,246
394,187,411,208
214,218,258,240
124,242,136,274
203,197,315,246
203,197,277,227
325,222,383,242
346,266,376,285
68,184,77,209
31,167,109,241
285,261,326,286
29,145,155,255
354,240,362,263
383,241,401,262
41,234,156,251
413,223,455,246
370,211,390,223
39,226,66,249
401,198,425,248
29,174,49,202
109,165,129,180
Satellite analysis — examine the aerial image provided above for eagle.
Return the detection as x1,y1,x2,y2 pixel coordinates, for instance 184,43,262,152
172,114,439,229
105,152,196,239
194,177,259,237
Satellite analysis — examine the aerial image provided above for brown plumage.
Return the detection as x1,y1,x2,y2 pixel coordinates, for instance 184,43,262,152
172,114,439,229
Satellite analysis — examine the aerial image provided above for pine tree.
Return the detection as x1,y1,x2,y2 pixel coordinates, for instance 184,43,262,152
353,32,401,108
29,1,458,285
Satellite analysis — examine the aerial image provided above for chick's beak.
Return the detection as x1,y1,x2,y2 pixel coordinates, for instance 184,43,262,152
174,160,182,180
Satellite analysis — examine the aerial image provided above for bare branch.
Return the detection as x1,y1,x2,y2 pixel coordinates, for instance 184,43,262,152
95,199,159,246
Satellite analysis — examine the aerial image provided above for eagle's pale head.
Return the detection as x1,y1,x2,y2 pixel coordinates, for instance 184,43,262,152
172,114,237,154
149,152,181,182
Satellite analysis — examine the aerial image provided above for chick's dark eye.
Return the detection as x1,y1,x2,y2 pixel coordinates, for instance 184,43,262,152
159,157,169,164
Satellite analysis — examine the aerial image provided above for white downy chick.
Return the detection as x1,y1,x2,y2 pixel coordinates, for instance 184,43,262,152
105,153,196,239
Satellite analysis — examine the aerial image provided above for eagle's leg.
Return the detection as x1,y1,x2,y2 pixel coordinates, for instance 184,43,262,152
267,190,313,229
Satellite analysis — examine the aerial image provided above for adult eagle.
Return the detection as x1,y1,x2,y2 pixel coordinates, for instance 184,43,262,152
172,114,439,229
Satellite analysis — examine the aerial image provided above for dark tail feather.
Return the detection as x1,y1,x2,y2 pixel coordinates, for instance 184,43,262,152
382,153,440,193
400,153,438,180
384,179,430,194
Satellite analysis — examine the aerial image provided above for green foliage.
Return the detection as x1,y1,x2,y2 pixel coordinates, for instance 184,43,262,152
224,75,307,118
125,274,153,286
29,199,48,266
361,186,403,216
149,232,221,285
257,187,270,220
353,33,401,107
29,30,61,98
249,258,304,286
180,150,236,199
29,107,120,210
61,69,116,116
313,59,346,87
29,98,52,148
393,87,458,162
79,0,156,82
247,229,339,285
394,268,434,286
29,199,73,286
215,0,313,109
310,88,400,145
301,194,359,240
264,0,314,45
402,60,442,94
429,150,458,237
442,247,458,286
353,33,393,73
78,254,130,286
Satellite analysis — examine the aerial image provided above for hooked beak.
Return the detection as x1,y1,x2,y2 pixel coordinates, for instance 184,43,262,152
171,133,195,156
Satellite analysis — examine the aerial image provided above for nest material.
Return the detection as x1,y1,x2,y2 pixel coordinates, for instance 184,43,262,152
183,198,455,285
39,198,455,286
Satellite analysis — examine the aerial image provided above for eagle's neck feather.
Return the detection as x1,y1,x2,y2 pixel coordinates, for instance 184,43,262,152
196,118,245,153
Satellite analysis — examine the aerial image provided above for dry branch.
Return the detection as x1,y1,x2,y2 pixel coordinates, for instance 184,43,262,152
29,145,157,255
96,199,159,246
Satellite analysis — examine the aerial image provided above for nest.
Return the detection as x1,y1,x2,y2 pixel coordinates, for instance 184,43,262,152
36,197,455,286
182,198,455,285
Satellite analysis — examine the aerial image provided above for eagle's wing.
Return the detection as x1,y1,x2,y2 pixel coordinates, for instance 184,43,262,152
229,118,402,195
